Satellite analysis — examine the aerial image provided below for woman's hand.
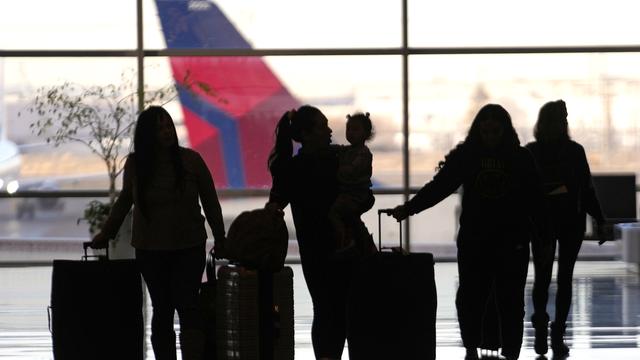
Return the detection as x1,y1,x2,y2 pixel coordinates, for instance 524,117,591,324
89,232,109,249
596,221,609,245
265,201,284,217
213,236,227,260
390,205,410,222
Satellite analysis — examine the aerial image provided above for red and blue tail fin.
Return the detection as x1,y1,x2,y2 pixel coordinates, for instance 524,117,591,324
155,0,299,188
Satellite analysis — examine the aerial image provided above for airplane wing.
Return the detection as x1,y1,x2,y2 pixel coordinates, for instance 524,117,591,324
155,0,299,189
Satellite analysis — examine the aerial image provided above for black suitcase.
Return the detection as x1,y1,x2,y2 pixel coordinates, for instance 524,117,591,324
216,265,294,360
49,243,143,360
347,209,437,360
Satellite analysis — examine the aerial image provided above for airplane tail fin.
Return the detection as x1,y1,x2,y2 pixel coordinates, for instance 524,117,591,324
155,0,299,188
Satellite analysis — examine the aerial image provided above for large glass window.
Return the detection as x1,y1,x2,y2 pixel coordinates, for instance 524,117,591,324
408,53,640,189
3,57,137,147
144,0,402,50
409,0,640,47
1,0,638,256
145,55,403,189
0,0,137,49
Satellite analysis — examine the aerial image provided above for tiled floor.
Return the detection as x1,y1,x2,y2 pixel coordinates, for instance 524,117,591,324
1,261,639,359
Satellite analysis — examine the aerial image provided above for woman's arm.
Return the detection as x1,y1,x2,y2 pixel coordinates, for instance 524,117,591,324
267,161,292,211
194,152,226,245
92,156,134,247
576,144,605,223
396,149,464,219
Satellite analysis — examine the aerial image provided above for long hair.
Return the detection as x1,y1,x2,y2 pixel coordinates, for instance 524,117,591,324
438,104,520,169
534,99,570,143
268,105,323,177
133,106,184,216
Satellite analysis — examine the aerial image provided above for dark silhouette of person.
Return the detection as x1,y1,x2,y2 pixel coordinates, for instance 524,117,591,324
266,105,373,360
90,106,226,360
526,99,606,357
390,104,545,360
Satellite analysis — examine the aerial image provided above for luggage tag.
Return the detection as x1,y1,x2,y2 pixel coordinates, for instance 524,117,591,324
82,241,109,261
378,209,407,254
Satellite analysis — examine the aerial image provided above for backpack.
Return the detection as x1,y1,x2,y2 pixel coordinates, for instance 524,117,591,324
225,208,289,271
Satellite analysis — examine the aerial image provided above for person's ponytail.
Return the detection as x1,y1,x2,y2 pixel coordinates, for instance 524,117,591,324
268,111,294,177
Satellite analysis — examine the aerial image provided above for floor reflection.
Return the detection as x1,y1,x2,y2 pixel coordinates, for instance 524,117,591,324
0,261,638,359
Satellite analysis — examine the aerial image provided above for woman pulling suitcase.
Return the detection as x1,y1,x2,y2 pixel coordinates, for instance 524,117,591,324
390,104,546,360
89,106,227,360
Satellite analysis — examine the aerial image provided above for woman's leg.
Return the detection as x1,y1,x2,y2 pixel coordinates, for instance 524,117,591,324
137,249,177,360
495,243,530,359
299,252,333,358
531,239,556,318
301,254,352,359
551,226,583,356
172,244,206,360
530,237,556,354
456,246,494,353
554,228,582,326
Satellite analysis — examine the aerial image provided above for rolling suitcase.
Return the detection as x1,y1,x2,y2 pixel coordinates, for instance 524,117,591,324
347,209,437,360
49,243,143,360
216,265,294,360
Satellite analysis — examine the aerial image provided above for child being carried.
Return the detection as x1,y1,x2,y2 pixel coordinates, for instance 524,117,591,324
329,112,375,253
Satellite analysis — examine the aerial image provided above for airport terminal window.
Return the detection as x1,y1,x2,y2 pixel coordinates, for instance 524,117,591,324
145,55,403,189
408,53,640,187
2,58,137,146
0,0,136,50
408,0,640,47
1,0,639,255
143,0,402,50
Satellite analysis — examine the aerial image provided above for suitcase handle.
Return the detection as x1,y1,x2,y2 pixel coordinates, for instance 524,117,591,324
378,208,402,251
82,241,109,261
206,248,216,282
47,306,52,334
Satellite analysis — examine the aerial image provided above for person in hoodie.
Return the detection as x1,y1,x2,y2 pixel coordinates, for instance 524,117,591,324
390,104,545,360
526,99,606,357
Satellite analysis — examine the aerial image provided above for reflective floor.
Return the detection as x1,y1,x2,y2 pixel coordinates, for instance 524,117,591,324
1,261,639,359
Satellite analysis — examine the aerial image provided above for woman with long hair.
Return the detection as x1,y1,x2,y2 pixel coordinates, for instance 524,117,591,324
526,100,605,357
266,105,373,360
390,104,545,360
90,106,226,360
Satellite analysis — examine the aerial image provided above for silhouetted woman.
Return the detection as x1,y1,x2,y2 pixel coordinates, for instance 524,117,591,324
526,99,605,357
390,104,544,360
90,106,226,360
266,105,373,360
